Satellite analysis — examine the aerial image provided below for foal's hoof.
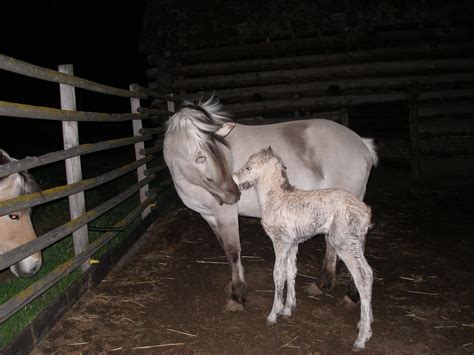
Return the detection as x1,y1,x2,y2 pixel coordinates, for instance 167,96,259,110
351,344,365,352
343,295,359,310
224,299,244,312
266,315,277,325
306,283,323,296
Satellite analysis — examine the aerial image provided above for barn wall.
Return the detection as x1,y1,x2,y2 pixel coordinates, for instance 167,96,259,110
140,0,474,53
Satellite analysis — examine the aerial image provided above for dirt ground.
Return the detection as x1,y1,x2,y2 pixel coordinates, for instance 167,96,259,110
34,166,474,354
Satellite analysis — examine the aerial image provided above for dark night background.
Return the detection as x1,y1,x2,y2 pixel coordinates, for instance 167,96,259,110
1,1,147,156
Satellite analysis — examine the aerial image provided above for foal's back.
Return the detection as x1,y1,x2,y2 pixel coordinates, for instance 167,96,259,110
262,187,371,241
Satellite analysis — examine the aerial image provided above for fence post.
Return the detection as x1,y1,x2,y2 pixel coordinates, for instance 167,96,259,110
130,84,150,219
58,64,89,272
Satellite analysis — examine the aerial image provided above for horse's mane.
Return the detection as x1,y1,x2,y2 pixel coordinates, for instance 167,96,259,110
166,96,234,152
0,149,39,198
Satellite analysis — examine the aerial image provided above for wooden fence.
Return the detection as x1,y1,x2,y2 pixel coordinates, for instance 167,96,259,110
0,54,179,352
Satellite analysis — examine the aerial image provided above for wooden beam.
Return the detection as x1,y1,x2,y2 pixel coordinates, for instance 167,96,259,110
172,58,474,91
59,64,89,272
169,42,474,77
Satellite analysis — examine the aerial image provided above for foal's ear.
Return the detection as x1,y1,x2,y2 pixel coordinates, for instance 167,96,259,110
215,122,236,138
268,145,273,152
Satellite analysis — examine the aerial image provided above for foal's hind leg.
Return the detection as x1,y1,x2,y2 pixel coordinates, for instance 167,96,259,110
316,234,338,291
336,245,373,350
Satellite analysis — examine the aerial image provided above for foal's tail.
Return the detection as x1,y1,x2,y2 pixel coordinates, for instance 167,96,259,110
362,138,378,167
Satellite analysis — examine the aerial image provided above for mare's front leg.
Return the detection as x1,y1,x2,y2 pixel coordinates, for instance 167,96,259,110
202,205,247,307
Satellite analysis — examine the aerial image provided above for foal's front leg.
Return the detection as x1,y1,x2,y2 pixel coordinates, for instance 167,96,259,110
282,245,298,318
267,239,291,324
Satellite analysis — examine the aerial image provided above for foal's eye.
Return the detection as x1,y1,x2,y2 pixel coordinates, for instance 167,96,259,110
206,177,214,182
245,166,251,171
8,214,19,221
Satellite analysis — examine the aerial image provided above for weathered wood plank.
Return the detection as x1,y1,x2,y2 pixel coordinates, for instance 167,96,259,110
0,54,145,99
417,103,474,117
167,42,474,77
226,90,474,117
59,64,89,271
178,72,474,104
0,156,152,216
137,106,171,116
172,26,474,63
130,84,150,219
0,135,151,178
0,100,148,122
172,58,474,91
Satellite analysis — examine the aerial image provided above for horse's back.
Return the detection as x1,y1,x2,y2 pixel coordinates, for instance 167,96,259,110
229,119,376,216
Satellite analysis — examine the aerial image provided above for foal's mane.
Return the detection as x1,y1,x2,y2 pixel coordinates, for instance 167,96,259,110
166,96,234,153
260,149,294,192
0,149,39,198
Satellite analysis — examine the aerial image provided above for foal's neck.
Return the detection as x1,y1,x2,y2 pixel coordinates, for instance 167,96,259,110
255,161,292,204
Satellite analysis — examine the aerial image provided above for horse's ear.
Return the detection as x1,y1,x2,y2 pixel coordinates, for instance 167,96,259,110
268,146,273,152
215,122,236,138
0,150,12,165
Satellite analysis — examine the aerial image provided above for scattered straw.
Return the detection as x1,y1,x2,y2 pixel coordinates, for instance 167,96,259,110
434,325,457,329
281,336,300,349
68,342,88,346
196,260,228,265
405,313,427,321
256,289,274,293
133,343,185,350
110,347,122,351
462,323,474,328
167,328,198,337
403,290,439,296
297,273,317,280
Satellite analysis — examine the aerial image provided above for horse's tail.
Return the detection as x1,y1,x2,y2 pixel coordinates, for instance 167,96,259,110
362,138,378,167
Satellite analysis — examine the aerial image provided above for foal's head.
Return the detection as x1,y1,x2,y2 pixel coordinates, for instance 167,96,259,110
233,147,289,191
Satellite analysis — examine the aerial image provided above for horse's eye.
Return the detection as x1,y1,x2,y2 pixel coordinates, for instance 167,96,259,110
206,177,214,182
245,166,251,171
9,214,19,220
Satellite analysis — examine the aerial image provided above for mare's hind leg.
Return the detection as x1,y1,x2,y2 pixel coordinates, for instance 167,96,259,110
202,209,247,308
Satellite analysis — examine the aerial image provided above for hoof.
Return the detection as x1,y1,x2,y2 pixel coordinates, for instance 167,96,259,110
306,283,323,296
266,315,277,325
226,281,247,304
351,344,365,352
317,275,335,291
343,295,359,310
224,299,244,312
